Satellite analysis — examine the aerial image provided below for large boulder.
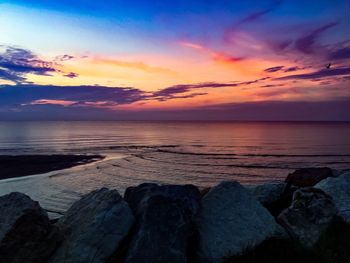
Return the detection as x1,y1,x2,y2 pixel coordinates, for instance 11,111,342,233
248,182,286,205
278,188,338,247
196,181,283,263
315,171,350,223
0,192,61,263
49,188,134,263
124,183,201,263
285,167,334,187
247,182,295,216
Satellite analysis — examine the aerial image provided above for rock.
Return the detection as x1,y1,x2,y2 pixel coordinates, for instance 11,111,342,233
196,181,283,263
247,182,295,216
285,167,334,187
0,192,61,263
124,183,201,263
278,188,338,247
49,188,134,263
315,171,350,223
331,168,343,177
248,182,286,205
199,187,211,198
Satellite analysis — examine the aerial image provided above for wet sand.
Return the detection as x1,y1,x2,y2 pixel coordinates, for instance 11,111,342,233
0,154,104,180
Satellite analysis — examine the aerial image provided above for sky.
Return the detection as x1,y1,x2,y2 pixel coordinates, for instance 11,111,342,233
0,0,350,120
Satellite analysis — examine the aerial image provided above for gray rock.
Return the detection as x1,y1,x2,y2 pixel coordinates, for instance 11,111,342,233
247,182,296,217
248,182,286,206
0,192,61,263
124,183,201,263
315,171,350,223
278,188,338,247
196,181,283,263
49,188,134,263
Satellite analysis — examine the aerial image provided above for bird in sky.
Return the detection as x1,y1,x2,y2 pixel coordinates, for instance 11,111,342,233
326,63,332,69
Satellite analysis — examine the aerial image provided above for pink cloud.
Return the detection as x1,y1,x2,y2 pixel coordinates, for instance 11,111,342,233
29,99,77,107
179,41,245,64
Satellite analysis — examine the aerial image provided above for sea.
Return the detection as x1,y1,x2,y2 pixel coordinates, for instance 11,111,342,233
0,121,350,217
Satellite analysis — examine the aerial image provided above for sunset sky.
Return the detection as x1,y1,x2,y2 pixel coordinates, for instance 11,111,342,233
0,0,350,120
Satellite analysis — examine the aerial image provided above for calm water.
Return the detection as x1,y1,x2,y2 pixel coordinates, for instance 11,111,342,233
0,121,350,216
1,121,350,174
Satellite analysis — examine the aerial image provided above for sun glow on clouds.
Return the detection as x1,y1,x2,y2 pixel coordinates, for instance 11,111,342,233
29,99,77,107
1,0,350,116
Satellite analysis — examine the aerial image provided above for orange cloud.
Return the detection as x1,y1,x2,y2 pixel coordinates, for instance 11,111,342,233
179,41,244,64
92,57,176,75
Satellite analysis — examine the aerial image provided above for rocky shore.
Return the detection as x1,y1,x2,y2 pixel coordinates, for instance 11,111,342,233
1,167,350,263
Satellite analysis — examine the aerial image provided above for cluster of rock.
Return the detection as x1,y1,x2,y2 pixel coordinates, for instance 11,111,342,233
0,167,349,263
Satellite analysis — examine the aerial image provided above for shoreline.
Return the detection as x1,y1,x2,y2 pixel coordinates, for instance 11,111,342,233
0,154,104,180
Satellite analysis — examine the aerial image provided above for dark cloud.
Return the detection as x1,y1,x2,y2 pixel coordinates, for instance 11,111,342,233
329,47,350,60
275,67,350,81
0,77,269,109
0,69,26,84
0,47,56,78
156,92,208,102
0,84,147,106
295,22,337,54
0,46,78,83
152,78,270,100
1,81,349,121
0,83,215,107
215,54,246,63
152,82,239,100
240,77,270,85
283,66,302,72
264,66,284,73
64,72,79,78
55,54,75,61
318,81,333,86
260,84,285,88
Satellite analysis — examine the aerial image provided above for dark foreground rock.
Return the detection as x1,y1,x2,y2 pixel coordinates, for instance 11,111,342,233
196,181,284,263
0,192,61,263
247,182,296,217
285,167,334,187
315,171,350,223
124,183,201,263
248,182,286,206
278,188,338,247
49,188,134,263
